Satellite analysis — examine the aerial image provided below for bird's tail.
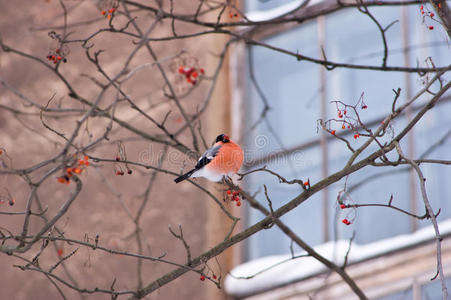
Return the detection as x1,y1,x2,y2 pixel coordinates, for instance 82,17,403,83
174,169,196,183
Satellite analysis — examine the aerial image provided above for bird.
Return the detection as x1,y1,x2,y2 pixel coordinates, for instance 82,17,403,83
174,134,244,183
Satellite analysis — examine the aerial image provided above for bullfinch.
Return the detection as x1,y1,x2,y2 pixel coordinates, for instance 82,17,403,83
174,134,244,183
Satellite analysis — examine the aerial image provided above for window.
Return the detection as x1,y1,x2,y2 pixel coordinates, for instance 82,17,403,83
241,2,451,262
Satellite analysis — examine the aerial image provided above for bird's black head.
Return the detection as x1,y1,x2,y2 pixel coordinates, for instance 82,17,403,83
215,134,230,143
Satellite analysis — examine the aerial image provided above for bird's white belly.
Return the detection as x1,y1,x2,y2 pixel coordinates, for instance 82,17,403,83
192,168,224,182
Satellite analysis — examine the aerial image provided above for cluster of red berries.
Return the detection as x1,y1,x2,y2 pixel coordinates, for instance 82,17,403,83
337,109,347,119
178,66,204,85
229,11,239,18
101,7,116,19
226,190,241,206
46,48,67,64
340,203,352,225
57,156,89,184
199,274,217,281
329,102,368,138
228,0,240,18
420,5,435,30
0,188,15,206
114,156,132,176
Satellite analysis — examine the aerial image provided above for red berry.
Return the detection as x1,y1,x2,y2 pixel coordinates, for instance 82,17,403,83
115,156,120,161
421,11,425,14
340,204,346,209
127,170,132,174
116,171,121,176
430,12,435,17
226,190,232,195
200,68,205,74
191,71,198,78
213,275,217,279
200,275,205,281
57,248,63,257
66,168,73,176
303,181,309,186
331,130,336,135
236,201,241,206
429,26,434,30
178,66,184,74
8,198,15,206
420,5,423,10
354,134,360,139
362,105,368,109
342,219,351,225
101,10,106,15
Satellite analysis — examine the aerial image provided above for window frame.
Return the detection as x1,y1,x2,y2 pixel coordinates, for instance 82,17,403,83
228,0,451,296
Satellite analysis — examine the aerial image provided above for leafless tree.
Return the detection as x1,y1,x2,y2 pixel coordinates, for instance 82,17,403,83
0,0,450,299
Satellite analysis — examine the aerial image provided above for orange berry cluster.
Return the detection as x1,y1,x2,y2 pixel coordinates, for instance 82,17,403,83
57,156,89,184
46,48,67,64
226,189,241,206
101,7,116,19
178,66,204,85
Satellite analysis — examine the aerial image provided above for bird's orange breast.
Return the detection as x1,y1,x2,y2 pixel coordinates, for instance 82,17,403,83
207,142,243,174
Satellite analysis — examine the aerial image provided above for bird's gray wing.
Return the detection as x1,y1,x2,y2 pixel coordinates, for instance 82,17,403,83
195,144,222,169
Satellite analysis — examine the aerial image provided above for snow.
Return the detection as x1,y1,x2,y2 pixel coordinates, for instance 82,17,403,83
246,0,322,22
225,219,451,297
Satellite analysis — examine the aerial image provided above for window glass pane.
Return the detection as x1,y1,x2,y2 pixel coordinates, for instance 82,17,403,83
421,277,451,299
376,288,413,300
244,4,451,260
